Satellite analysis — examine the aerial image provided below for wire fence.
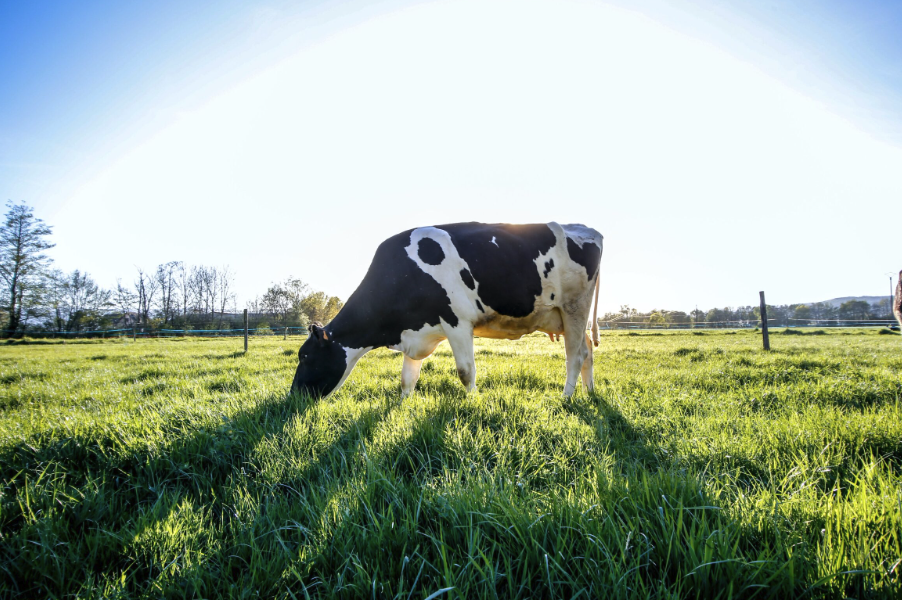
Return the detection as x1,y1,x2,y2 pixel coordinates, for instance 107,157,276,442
19,326,310,340
17,317,899,340
601,318,899,330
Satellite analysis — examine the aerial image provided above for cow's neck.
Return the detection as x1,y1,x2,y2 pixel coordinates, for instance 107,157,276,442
326,344,371,397
323,305,382,351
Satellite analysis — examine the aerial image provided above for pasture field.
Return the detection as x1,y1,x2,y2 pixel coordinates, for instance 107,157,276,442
0,330,900,599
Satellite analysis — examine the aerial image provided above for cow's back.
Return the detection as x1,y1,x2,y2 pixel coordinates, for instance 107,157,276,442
328,221,602,349
437,222,559,318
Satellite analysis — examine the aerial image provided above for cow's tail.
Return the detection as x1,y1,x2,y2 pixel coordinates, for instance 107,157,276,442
591,268,600,347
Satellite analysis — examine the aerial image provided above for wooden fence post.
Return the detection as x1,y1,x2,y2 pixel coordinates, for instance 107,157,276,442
284,327,288,340
243,309,249,353
759,291,770,351
132,328,136,342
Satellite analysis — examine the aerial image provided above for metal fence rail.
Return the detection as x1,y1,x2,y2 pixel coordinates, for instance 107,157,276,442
601,318,898,330
19,326,309,339
17,318,900,339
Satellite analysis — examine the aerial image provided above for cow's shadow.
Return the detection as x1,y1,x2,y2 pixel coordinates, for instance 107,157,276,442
562,390,659,471
1,369,759,599
0,385,398,598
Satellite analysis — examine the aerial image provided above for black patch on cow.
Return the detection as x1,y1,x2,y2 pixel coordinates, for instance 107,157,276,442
418,237,445,266
475,299,484,313
290,336,347,398
323,229,459,349
567,238,601,280
438,222,556,318
460,268,475,290
550,293,554,301
543,259,554,278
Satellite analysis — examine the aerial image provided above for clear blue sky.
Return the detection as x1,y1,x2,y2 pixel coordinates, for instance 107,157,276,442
3,0,901,313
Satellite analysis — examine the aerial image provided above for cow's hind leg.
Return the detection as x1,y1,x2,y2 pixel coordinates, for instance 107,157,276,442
445,324,477,392
580,332,595,393
562,314,591,397
401,354,424,398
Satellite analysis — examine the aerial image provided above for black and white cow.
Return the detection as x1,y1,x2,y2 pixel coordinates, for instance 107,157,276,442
290,222,603,398
894,269,902,331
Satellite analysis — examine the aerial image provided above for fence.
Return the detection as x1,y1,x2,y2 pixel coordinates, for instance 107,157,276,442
20,326,309,340
600,318,898,330
22,318,899,339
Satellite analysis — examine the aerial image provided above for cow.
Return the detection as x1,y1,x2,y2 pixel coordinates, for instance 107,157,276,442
290,222,603,399
895,270,902,331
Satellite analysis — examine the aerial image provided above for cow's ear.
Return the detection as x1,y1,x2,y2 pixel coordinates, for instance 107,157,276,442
310,322,328,341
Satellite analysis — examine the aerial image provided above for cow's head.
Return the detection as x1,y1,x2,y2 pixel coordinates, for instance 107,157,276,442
289,323,347,398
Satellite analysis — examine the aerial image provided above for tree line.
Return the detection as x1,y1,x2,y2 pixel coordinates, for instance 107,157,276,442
0,202,342,337
601,298,896,329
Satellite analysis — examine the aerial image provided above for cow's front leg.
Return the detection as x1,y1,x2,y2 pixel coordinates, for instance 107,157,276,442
400,354,423,398
445,324,477,392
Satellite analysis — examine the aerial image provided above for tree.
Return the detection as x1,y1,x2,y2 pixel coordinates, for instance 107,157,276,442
175,262,191,319
300,290,343,324
56,270,112,332
41,269,69,332
134,268,154,326
838,300,870,322
647,311,666,327
667,310,690,325
706,307,728,327
113,279,137,322
0,202,54,336
216,266,235,326
256,278,318,327
154,262,179,326
792,304,812,322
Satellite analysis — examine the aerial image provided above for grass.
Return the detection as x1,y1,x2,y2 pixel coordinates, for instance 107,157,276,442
0,329,900,599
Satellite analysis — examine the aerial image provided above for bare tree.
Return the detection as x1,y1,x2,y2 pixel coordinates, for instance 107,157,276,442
216,265,235,327
135,268,159,326
113,279,137,323
59,270,111,332
43,269,67,332
200,266,217,320
154,262,179,325
184,265,222,325
187,265,205,316
176,262,191,319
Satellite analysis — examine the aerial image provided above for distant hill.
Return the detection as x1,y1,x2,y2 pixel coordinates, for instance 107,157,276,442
816,296,888,308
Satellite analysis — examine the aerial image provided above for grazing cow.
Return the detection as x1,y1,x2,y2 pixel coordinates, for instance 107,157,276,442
895,270,902,330
290,222,603,398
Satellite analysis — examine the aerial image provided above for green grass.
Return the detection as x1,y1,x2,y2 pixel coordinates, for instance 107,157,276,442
0,330,900,599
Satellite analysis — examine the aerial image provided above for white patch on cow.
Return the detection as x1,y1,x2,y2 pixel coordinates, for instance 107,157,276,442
325,343,372,398
561,223,604,250
533,244,559,307
404,227,483,327
490,236,498,247
390,322,446,360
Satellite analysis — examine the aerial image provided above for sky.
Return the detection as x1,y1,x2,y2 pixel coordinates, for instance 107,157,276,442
3,0,901,315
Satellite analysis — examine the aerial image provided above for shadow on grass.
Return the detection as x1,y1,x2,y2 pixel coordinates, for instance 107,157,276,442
2,371,889,598
209,350,247,360
0,386,398,598
563,390,659,471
